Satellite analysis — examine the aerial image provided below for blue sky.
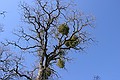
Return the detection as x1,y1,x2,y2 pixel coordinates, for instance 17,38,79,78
0,0,120,80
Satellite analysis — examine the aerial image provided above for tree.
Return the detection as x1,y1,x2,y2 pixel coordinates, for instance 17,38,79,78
1,0,95,80
93,76,100,80
0,45,25,80
0,11,6,32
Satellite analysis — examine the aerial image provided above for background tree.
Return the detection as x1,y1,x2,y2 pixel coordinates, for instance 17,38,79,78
93,76,100,80
1,0,95,80
0,11,6,32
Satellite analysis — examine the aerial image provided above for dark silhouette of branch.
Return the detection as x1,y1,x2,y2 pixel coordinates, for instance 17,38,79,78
0,11,6,17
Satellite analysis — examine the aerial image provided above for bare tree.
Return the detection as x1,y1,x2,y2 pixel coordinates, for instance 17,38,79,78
0,11,6,32
93,76,100,80
1,0,95,80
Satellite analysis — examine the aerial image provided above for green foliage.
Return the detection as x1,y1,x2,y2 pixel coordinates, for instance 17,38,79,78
57,59,65,68
65,41,70,47
65,35,80,48
71,35,78,41
58,50,65,56
58,23,69,35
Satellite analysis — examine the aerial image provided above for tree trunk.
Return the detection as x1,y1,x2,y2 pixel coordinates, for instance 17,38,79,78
36,67,44,80
36,66,49,80
36,57,48,80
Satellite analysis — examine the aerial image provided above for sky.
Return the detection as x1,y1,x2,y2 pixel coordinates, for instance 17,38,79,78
0,0,120,80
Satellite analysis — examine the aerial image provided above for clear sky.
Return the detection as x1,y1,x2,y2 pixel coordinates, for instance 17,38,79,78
0,0,120,80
